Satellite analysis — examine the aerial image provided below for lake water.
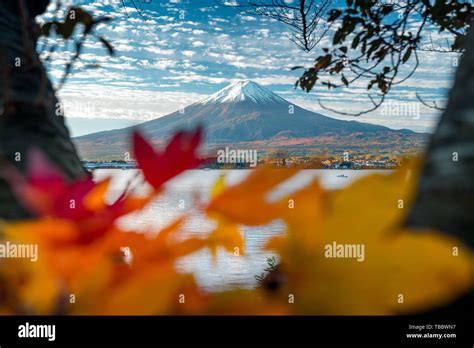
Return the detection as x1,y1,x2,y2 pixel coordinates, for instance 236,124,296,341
93,169,389,292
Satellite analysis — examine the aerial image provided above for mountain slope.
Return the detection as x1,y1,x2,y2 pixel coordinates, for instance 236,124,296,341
74,80,426,160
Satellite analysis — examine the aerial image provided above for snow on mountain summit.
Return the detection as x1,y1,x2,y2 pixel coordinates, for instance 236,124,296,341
199,80,288,105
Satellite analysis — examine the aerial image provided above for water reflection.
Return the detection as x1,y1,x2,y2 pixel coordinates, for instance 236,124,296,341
94,169,389,292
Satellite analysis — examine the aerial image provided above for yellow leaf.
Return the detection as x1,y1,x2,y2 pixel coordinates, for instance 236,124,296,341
206,173,244,259
207,220,244,259
269,162,474,315
207,166,299,225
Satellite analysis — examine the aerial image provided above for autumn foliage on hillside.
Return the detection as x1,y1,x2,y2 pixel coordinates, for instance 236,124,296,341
0,127,472,315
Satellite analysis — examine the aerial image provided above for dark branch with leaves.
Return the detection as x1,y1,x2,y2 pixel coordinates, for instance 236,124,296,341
38,4,115,89
294,0,472,115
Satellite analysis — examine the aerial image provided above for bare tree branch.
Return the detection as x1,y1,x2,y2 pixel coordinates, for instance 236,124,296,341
415,92,446,111
318,93,385,116
217,0,334,52
121,0,148,20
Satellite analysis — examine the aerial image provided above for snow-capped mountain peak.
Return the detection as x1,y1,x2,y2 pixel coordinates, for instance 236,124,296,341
199,80,288,105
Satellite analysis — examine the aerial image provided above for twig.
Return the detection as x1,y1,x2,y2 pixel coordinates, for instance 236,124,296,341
415,92,445,111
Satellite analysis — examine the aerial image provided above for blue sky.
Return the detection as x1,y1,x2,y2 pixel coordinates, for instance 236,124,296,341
38,0,460,136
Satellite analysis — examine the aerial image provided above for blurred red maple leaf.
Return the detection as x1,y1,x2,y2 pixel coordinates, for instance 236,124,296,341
132,127,205,189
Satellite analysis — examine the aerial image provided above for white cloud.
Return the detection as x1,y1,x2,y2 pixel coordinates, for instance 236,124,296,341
182,50,196,57
192,41,205,47
251,75,296,85
58,84,206,121
141,59,177,70
166,73,229,84
239,15,257,21
143,47,176,56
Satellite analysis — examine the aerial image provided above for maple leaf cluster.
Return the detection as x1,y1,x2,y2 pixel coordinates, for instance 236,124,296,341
0,127,472,315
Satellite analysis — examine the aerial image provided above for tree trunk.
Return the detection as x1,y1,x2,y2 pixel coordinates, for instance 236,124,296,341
406,24,474,314
0,0,86,220
406,23,474,249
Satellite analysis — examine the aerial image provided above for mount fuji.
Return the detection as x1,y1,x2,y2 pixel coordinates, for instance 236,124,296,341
74,80,427,160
